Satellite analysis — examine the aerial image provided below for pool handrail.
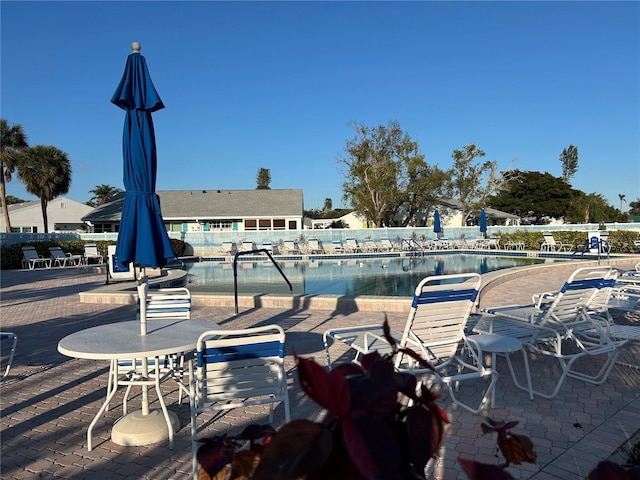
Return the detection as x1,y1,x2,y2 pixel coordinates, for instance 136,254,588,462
233,249,293,314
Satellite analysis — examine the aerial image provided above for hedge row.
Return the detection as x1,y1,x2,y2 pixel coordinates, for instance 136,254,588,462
0,238,187,270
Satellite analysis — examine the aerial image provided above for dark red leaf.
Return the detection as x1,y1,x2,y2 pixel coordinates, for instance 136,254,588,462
457,458,515,480
405,404,446,471
196,436,234,478
382,320,398,351
332,362,365,377
253,419,333,480
341,413,403,480
359,350,384,373
587,460,633,480
296,355,351,416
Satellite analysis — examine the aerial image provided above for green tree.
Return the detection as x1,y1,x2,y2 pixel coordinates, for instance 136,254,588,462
340,120,444,227
0,119,29,232
323,198,332,212
629,199,640,216
445,144,501,225
560,144,578,183
88,184,122,207
256,168,271,190
567,191,626,223
488,170,576,223
17,145,72,233
5,195,25,205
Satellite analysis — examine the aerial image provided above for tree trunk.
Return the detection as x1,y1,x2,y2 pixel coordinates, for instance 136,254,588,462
0,172,12,232
41,198,49,233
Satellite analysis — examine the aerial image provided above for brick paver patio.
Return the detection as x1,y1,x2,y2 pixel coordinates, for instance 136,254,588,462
1,258,639,479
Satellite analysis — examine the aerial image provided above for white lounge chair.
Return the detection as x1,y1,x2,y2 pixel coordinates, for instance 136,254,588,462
344,237,361,253
83,243,103,264
474,265,625,399
239,240,255,253
540,232,572,252
362,239,379,252
379,238,394,252
49,246,83,267
323,273,497,414
190,325,291,479
261,242,275,255
282,240,300,254
306,238,324,254
219,241,236,256
21,246,51,269
330,240,344,254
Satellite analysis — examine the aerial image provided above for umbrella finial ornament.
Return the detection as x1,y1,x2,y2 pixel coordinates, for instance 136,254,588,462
131,41,141,53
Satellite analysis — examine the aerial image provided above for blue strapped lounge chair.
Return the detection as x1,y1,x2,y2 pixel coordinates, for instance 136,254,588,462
189,325,290,480
474,266,626,399
323,273,497,414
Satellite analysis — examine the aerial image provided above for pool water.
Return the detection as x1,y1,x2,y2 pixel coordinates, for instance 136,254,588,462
185,254,552,297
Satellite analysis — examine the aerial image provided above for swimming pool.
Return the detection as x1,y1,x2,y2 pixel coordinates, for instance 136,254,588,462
185,254,554,297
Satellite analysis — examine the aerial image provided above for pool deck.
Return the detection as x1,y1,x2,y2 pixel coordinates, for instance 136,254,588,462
1,255,640,479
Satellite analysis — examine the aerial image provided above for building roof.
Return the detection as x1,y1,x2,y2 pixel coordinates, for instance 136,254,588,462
82,189,305,222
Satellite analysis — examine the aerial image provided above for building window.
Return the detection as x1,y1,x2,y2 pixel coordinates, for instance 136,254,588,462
245,219,257,231
273,219,285,230
209,220,233,230
259,219,271,230
288,220,297,230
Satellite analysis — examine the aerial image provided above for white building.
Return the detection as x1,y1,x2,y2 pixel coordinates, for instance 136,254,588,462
0,197,95,233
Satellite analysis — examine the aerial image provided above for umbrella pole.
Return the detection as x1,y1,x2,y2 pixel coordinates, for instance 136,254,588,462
136,268,150,416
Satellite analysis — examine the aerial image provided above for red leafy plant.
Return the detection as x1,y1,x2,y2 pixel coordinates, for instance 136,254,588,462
197,320,449,479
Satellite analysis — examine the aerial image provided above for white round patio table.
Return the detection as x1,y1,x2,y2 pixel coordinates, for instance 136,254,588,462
467,333,533,408
58,319,219,450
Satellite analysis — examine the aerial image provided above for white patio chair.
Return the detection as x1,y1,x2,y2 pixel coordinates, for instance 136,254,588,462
190,325,291,480
108,287,193,410
21,246,51,269
106,245,136,282
82,243,103,264
49,246,83,267
324,273,497,414
474,266,626,399
0,332,18,380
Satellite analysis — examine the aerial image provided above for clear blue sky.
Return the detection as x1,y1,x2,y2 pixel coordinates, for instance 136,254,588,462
2,1,639,211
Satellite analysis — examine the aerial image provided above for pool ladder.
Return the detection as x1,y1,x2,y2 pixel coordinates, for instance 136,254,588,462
233,249,292,314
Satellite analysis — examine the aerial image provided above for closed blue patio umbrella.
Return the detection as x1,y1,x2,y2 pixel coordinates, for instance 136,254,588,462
112,42,174,278
480,208,487,238
433,209,442,236
109,43,177,443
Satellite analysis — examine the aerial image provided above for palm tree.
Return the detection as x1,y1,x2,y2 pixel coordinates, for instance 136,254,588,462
88,184,122,207
0,119,29,232
17,145,72,233
618,193,626,212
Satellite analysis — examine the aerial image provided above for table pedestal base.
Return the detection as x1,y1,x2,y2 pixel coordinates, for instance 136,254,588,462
112,409,179,446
